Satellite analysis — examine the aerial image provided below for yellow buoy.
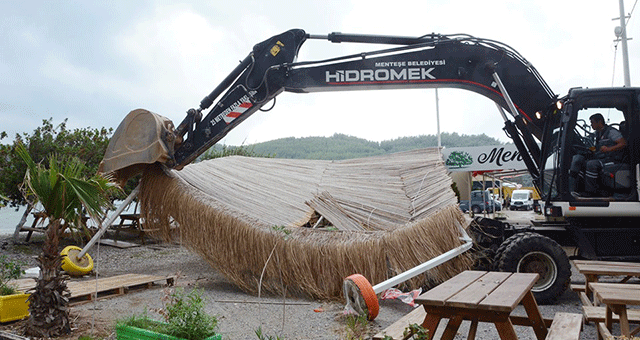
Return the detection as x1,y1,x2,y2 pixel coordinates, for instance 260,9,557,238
60,245,93,276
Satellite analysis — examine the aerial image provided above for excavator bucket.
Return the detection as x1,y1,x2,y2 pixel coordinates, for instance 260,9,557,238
99,109,177,185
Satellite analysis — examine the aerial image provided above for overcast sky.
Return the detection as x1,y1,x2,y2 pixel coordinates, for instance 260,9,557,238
1,0,638,147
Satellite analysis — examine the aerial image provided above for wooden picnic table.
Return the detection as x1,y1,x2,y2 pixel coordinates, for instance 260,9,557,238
590,282,640,339
573,260,640,305
415,270,547,340
110,212,146,243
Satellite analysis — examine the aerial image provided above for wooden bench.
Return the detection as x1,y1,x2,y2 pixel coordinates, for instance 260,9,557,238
20,212,90,242
373,309,577,340
583,305,640,324
545,313,583,340
111,213,145,243
572,260,640,306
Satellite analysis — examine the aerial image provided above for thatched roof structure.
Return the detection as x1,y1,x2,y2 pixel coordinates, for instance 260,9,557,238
139,148,473,299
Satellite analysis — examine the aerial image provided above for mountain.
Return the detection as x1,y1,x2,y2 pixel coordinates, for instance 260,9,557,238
202,132,504,160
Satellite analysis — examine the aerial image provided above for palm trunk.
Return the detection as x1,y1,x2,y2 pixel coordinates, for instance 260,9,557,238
24,219,71,338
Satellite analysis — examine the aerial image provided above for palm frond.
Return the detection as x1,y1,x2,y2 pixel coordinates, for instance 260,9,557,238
17,142,118,228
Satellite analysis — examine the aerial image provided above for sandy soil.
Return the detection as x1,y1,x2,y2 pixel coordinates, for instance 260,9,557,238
0,211,605,339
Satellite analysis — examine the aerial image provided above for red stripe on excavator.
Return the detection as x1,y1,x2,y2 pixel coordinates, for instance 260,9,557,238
226,102,253,119
326,78,531,121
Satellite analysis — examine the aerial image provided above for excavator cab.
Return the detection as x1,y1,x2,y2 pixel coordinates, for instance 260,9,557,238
542,87,639,202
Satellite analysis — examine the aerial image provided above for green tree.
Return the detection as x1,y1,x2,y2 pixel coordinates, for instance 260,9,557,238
245,133,503,160
16,143,117,338
0,118,112,208
199,144,273,161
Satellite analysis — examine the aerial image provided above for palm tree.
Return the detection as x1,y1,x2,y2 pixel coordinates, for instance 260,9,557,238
16,144,117,338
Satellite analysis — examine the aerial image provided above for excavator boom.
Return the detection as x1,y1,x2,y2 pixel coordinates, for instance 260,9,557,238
100,29,556,184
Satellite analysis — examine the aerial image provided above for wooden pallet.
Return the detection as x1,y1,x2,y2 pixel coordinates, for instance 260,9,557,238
9,274,174,305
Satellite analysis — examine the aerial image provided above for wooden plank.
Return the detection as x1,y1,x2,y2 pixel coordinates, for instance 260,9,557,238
522,290,548,340
570,283,585,292
579,292,593,307
8,278,36,292
479,273,538,312
583,306,640,323
441,314,464,340
446,271,510,308
545,313,583,340
510,315,553,328
494,318,518,340
415,271,486,306
573,260,640,276
372,307,427,340
0,331,30,340
573,260,640,268
597,322,613,340
595,287,640,305
98,239,141,248
590,282,640,291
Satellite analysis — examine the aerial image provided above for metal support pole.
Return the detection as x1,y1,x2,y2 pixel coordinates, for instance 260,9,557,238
436,88,442,149
495,103,510,123
619,0,632,87
371,221,473,294
77,185,140,259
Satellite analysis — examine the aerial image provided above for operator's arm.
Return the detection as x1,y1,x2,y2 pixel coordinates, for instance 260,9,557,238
600,136,627,153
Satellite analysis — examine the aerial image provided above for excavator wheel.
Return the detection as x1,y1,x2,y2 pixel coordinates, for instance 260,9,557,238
61,245,94,276
496,232,571,304
343,274,379,320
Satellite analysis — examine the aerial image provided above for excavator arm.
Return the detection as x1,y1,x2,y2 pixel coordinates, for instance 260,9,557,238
100,29,557,184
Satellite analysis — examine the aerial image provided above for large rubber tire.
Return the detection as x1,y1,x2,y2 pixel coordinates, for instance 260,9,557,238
492,233,528,271
496,232,571,304
61,245,94,276
472,205,481,214
343,274,379,320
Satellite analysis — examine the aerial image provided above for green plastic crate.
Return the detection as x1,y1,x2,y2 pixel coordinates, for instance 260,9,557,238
116,324,222,340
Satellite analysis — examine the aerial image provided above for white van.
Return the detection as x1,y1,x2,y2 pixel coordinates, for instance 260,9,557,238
509,189,534,211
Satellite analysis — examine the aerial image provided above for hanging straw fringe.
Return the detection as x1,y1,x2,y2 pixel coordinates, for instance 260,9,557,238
139,149,473,299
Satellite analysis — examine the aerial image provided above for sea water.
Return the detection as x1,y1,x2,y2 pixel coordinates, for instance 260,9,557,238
0,205,34,236
0,202,137,236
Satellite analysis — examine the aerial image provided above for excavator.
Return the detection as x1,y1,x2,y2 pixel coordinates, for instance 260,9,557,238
96,29,640,304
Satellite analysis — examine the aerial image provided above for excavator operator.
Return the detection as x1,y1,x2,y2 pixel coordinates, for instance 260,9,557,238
571,113,627,197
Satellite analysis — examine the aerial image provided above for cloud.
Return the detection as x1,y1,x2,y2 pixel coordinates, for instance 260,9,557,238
1,0,638,150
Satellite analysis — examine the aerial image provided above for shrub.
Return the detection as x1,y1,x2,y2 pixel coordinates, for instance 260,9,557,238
164,288,218,340
0,255,24,296
118,288,218,340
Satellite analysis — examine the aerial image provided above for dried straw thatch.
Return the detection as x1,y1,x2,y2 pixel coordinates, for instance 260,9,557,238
139,148,473,299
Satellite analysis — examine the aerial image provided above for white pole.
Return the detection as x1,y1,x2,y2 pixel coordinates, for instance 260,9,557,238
436,89,442,149
77,185,140,259
619,0,632,86
371,221,473,294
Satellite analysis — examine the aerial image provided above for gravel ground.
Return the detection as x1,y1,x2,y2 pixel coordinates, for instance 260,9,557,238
0,210,611,339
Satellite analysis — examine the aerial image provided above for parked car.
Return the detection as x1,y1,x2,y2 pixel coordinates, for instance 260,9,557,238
459,190,501,213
